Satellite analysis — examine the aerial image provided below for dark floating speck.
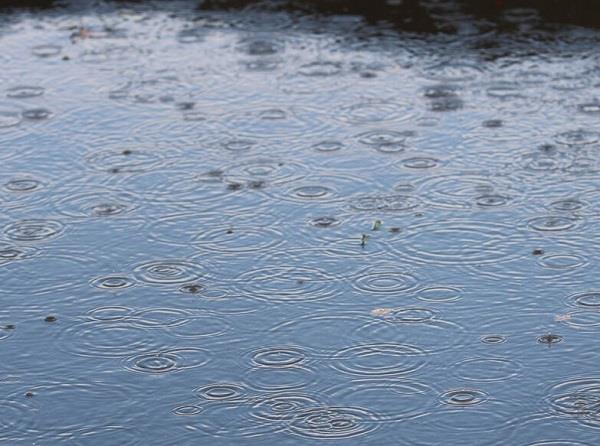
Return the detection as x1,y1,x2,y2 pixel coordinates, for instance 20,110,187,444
226,182,243,191
476,194,509,207
532,248,544,256
180,283,203,294
44,315,57,323
538,333,563,345
247,180,266,189
483,119,503,128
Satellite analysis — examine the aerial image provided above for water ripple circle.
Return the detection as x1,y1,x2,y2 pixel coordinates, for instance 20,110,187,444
331,343,425,377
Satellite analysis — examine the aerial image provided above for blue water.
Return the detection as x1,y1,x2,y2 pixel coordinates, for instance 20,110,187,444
1,1,600,445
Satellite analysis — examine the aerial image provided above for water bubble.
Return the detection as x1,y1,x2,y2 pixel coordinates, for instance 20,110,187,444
126,352,177,373
292,185,333,199
196,383,248,402
22,108,52,120
6,86,44,99
223,139,255,152
312,140,344,152
133,260,206,285
481,334,507,344
441,389,488,406
4,219,64,242
402,157,439,169
90,275,135,290
309,216,340,228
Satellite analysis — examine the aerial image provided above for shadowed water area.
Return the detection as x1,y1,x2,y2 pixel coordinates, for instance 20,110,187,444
1,0,600,444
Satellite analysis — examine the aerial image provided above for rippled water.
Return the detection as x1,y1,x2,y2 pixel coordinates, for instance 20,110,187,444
1,0,600,444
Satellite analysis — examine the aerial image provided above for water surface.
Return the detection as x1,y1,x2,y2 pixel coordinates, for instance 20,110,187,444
1,1,600,444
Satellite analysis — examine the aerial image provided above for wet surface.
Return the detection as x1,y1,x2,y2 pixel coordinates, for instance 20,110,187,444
1,0,600,444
